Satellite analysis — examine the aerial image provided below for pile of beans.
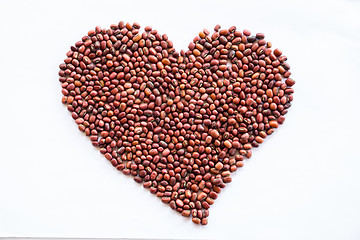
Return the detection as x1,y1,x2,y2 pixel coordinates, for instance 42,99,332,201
59,22,295,225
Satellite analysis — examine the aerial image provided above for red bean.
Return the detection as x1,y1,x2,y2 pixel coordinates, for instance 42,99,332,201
59,22,294,226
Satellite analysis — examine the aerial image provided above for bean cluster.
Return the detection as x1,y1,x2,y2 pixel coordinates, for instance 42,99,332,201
59,21,295,225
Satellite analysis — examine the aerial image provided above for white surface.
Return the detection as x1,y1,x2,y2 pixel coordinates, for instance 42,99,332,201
0,0,360,239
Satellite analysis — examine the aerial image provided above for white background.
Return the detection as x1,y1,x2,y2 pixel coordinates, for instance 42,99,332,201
0,0,360,239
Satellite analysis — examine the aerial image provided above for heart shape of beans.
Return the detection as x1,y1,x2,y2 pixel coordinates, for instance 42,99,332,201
59,21,295,225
